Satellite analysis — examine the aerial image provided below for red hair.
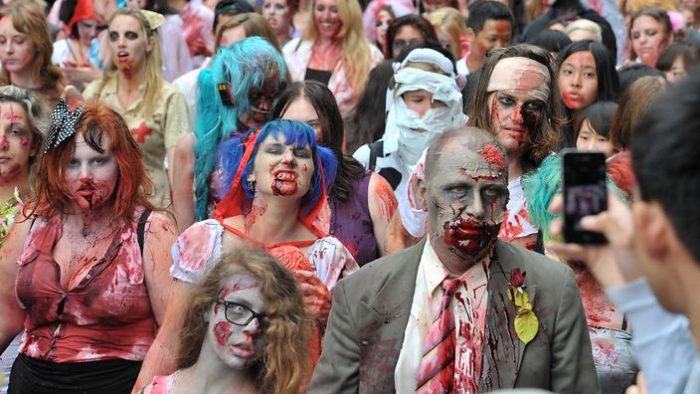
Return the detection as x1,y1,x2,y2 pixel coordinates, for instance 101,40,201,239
607,151,636,199
25,101,155,222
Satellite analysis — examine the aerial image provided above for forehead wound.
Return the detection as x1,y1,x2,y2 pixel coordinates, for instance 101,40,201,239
428,133,505,174
487,57,551,102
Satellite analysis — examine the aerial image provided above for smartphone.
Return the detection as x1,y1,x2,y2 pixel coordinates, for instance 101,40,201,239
562,150,608,244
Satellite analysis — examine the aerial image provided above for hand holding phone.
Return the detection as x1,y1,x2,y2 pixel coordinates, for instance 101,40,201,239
562,150,608,244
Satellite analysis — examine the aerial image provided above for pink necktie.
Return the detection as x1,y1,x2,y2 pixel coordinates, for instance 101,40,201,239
415,278,461,393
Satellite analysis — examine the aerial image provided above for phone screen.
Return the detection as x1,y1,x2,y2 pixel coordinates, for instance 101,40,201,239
562,150,608,244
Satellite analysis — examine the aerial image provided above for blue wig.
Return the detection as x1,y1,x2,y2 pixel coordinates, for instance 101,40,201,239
194,37,287,220
215,119,337,218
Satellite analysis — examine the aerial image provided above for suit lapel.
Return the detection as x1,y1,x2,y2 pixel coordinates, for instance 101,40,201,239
478,241,536,391
357,239,425,392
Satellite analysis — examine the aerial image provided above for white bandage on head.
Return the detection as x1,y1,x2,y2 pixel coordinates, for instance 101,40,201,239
394,48,456,78
486,57,551,102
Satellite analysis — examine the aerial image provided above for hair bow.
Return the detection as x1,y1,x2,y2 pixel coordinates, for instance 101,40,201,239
43,99,84,154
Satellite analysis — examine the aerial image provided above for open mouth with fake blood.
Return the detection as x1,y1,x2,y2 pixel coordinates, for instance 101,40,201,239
271,169,298,196
442,218,497,253
76,182,97,208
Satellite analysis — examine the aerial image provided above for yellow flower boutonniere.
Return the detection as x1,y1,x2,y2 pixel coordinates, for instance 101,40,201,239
508,268,539,345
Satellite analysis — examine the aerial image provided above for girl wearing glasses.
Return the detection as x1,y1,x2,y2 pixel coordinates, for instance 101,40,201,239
140,248,309,394
135,119,358,389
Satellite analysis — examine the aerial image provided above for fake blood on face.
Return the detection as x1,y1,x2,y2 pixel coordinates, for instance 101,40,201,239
271,170,298,196
213,321,233,347
479,144,505,167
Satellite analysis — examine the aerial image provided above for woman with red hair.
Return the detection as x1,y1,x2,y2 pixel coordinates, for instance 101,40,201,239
0,100,177,393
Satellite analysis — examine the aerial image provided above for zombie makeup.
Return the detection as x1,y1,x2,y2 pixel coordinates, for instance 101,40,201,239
425,140,508,261
486,57,549,155
0,102,32,182
207,273,266,369
241,79,283,129
558,51,598,111
65,133,118,211
108,14,151,76
375,10,393,49
0,17,35,75
252,134,315,199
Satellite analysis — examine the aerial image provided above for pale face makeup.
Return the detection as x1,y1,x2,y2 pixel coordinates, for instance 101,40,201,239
421,138,508,262
576,120,614,158
108,14,152,76
252,134,315,198
0,102,33,181
65,133,119,211
206,274,266,370
558,51,598,111
487,57,549,156
263,0,291,33
402,90,446,118
0,17,35,75
219,25,248,48
313,0,341,41
631,15,669,67
280,96,323,141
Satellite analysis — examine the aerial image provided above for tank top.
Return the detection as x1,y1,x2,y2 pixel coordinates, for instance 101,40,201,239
15,212,157,363
329,172,379,266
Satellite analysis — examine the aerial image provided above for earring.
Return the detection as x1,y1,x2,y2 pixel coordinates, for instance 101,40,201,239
246,175,256,191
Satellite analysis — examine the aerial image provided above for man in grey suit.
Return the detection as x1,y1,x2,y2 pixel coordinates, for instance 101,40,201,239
311,128,597,393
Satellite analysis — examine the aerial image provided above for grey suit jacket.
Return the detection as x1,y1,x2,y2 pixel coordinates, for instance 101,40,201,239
310,239,599,393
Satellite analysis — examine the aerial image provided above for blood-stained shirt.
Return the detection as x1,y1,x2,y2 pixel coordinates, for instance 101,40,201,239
83,76,190,209
171,219,358,291
15,212,157,363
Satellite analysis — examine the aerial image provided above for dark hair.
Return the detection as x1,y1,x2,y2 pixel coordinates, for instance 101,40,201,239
468,44,563,170
385,14,438,58
657,43,700,73
609,76,667,150
345,61,394,153
573,101,618,140
272,82,366,203
631,67,700,262
214,0,256,32
530,29,572,54
58,0,80,39
466,1,514,34
617,63,664,92
145,0,177,15
557,40,620,103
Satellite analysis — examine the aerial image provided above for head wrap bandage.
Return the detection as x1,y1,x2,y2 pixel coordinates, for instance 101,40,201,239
383,48,465,155
486,57,551,103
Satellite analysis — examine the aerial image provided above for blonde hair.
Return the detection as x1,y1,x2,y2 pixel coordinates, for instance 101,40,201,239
622,0,678,15
565,19,603,42
216,13,283,53
302,0,373,93
178,248,310,394
0,1,64,97
427,7,467,59
97,7,163,120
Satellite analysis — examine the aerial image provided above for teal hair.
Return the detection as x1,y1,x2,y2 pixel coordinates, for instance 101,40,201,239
194,37,287,221
522,153,626,241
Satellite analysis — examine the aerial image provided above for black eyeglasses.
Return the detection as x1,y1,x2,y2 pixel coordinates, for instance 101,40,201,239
215,300,267,326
